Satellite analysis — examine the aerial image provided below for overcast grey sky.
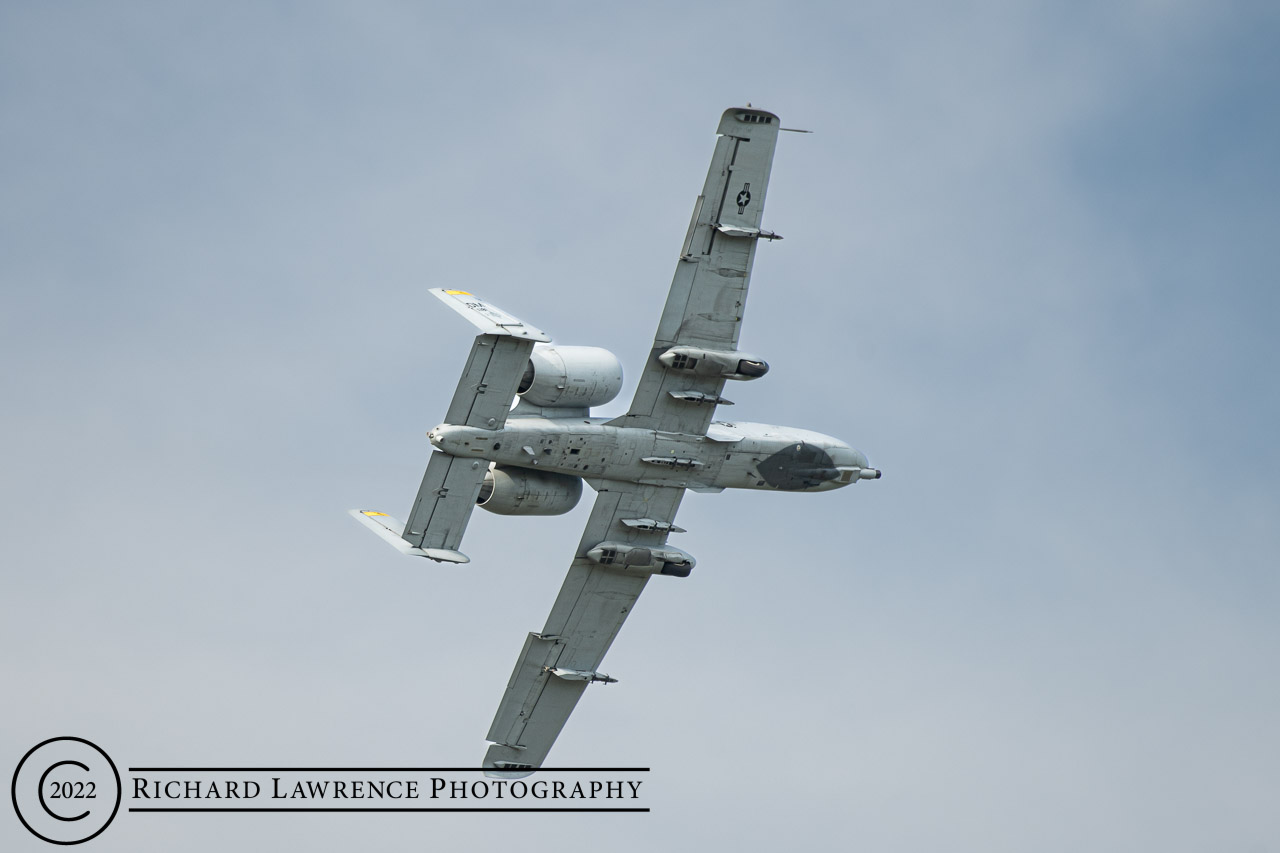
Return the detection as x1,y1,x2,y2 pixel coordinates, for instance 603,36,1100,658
3,2,1278,851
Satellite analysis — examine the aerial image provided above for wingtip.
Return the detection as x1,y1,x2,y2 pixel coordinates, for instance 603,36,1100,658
483,767,535,780
483,754,536,779
420,548,471,564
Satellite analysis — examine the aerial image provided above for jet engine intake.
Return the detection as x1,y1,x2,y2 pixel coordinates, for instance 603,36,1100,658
476,466,583,516
517,345,624,408
657,346,770,381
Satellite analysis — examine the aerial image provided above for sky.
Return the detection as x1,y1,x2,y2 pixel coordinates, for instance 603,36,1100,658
2,1,1278,850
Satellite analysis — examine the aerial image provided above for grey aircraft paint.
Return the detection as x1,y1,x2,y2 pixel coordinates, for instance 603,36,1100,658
355,107,880,776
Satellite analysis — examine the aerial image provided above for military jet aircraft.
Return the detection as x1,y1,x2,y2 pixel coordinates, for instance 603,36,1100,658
353,106,880,777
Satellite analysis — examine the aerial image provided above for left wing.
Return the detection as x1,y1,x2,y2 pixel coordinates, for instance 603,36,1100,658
483,481,687,776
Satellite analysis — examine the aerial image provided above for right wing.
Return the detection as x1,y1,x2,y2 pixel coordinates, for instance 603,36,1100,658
483,480,687,775
610,106,782,436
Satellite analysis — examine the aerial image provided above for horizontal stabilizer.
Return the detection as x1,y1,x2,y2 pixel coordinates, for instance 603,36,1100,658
348,510,469,563
443,335,538,430
402,449,491,556
430,289,551,342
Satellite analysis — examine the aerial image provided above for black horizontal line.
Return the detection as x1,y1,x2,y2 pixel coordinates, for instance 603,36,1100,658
129,763,650,768
130,807,649,813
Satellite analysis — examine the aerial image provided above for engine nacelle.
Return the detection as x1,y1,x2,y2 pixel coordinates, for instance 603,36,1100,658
657,346,769,381
476,466,583,516
517,345,624,408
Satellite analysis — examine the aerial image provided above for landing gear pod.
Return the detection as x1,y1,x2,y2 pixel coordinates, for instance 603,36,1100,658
585,542,696,576
657,346,769,380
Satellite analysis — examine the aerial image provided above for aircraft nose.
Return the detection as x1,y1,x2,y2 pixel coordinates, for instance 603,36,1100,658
828,443,881,484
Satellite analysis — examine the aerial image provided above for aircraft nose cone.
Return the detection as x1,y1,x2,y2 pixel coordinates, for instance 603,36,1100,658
828,444,880,484
829,445,869,470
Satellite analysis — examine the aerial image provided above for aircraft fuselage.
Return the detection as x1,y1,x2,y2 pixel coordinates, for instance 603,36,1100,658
429,417,879,492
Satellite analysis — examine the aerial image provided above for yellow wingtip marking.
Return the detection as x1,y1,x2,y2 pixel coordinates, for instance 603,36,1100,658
444,289,472,295
362,511,389,517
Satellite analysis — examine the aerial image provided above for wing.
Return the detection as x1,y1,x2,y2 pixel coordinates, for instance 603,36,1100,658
610,106,782,435
482,480,687,775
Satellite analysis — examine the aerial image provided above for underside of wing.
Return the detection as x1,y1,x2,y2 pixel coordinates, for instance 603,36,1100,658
483,481,687,776
611,107,782,435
